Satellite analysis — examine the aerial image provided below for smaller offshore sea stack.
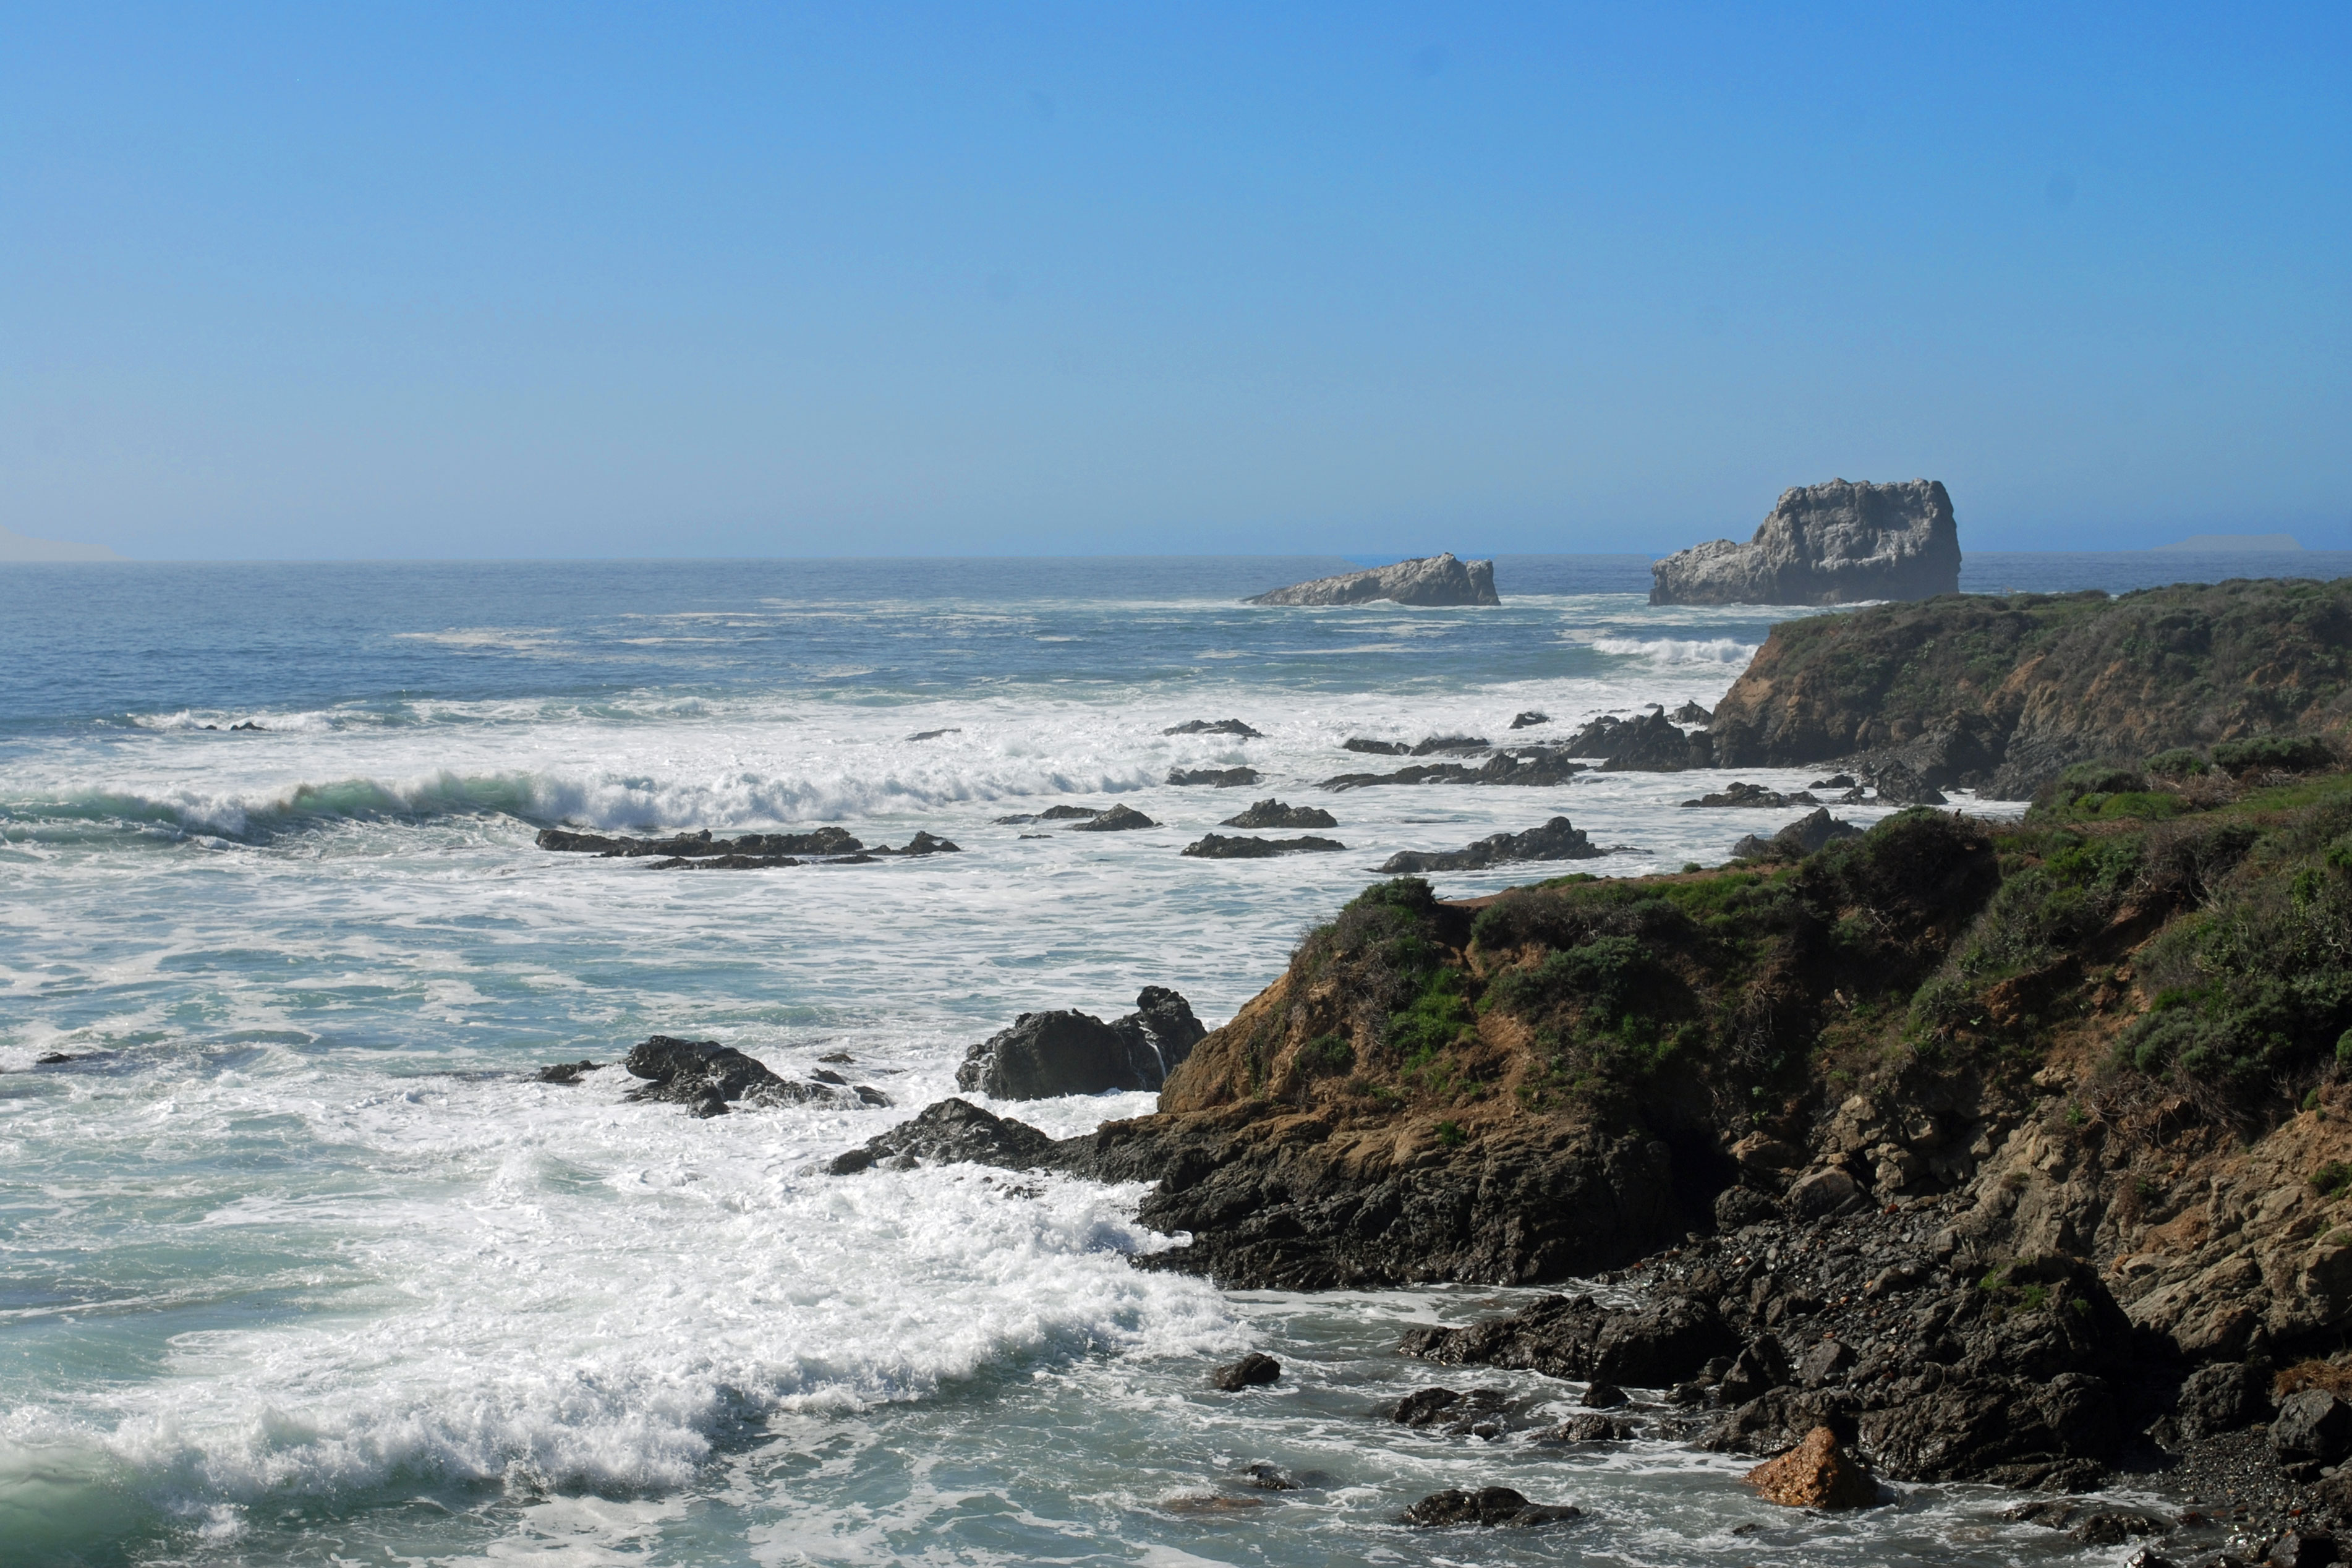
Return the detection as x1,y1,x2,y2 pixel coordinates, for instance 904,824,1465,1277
1650,479,1961,606
1246,553,1499,607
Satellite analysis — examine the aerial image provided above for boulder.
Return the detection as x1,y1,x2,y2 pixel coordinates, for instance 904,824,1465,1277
1210,1352,1282,1391
1377,817,1602,874
1247,553,1499,607
1219,799,1337,830
1068,804,1159,832
1596,713,1715,773
1580,1381,1629,1408
1399,1293,1739,1389
1715,1187,1780,1230
1732,807,1865,861
2273,1389,2352,1467
1402,1488,1581,1527
1167,767,1261,788
1744,1427,1880,1509
1182,833,1348,859
827,1097,1060,1174
2176,1361,2269,1440
1650,479,1961,606
956,988,1205,1098
1786,1168,1865,1220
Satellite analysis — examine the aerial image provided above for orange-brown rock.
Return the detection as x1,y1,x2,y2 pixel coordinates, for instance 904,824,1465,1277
1744,1426,1880,1510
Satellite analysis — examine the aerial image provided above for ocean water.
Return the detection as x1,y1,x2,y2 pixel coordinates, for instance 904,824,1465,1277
3,552,2341,1567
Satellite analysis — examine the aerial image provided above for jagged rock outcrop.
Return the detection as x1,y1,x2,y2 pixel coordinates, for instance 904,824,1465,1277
1247,553,1499,608
1068,804,1159,831
1730,806,1862,861
1376,817,1601,874
954,987,1206,1098
621,1037,884,1116
1220,799,1337,830
1706,576,2352,796
1650,479,1961,606
827,1097,1060,1174
1563,711,1713,772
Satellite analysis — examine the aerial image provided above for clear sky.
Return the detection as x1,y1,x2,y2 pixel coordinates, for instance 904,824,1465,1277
2,2,2346,560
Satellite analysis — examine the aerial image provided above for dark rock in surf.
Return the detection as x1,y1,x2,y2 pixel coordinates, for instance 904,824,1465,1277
994,804,1103,825
1377,817,1601,874
536,1059,602,1084
1182,833,1347,859
1167,767,1262,788
537,825,865,858
1220,799,1337,829
1165,719,1263,738
905,727,960,741
955,987,1206,1099
2175,1361,2269,1441
230,720,265,731
1068,804,1159,831
1682,782,1818,809
1866,760,1948,806
35,1052,79,1065
1247,553,1499,608
622,1036,835,1115
1402,1487,1582,1527
827,1097,1060,1175
1211,1352,1282,1391
1342,738,1411,756
1672,701,1713,723
1399,1293,1738,1390
1318,749,1586,790
1510,711,1551,729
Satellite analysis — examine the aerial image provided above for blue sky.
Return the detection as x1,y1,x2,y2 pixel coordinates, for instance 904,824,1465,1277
2,2,2345,559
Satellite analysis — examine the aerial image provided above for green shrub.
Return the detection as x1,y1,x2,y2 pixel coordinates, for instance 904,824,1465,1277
1433,1119,1467,1148
2314,1161,2352,1198
2148,748,2209,778
1297,1033,1354,1078
2213,735,2335,775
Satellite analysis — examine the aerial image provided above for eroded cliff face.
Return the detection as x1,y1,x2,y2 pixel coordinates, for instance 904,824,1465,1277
1706,576,2352,796
1650,479,1961,607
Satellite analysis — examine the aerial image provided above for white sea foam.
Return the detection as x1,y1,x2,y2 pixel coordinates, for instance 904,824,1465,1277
1585,634,1762,665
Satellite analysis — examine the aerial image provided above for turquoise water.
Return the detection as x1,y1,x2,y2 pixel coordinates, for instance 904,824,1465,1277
2,553,2337,1566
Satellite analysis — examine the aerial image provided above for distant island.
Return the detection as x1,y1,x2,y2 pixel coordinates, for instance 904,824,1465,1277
1245,552,1498,607
2155,533,2303,552
0,524,124,562
1650,478,1961,606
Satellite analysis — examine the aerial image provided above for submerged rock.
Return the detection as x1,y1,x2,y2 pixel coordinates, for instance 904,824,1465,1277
536,826,863,857
955,987,1206,1098
1164,718,1263,737
1068,804,1159,832
1377,817,1601,874
535,1059,602,1084
1402,1487,1581,1527
905,727,960,741
1650,479,1961,606
1246,553,1499,608
1182,833,1347,859
1167,767,1263,788
828,1097,1060,1174
1744,1426,1880,1510
1219,799,1337,829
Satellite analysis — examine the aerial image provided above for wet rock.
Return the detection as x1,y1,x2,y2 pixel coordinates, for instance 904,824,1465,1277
535,1059,602,1084
622,1037,832,1113
1570,711,1714,772
1182,833,1348,859
1866,760,1948,806
1799,1339,1856,1389
1316,749,1587,790
827,1097,1060,1174
1399,1292,1739,1389
1402,1487,1580,1527
1376,817,1602,874
1581,1381,1629,1408
1039,804,1102,820
1219,799,1337,829
1341,738,1410,755
1510,711,1551,728
905,727,960,741
818,1050,855,1063
1211,1353,1282,1391
536,825,864,857
1247,553,1499,608
1068,804,1159,832
1237,1463,1296,1489
1164,719,1263,737
1650,479,1960,607
230,720,265,731
35,1052,79,1065
1672,701,1714,723
1810,773,1856,789
1717,1338,1793,1405
2273,1390,2352,1468
1391,1386,1508,1428
2267,1530,2340,1565
1682,782,1818,809
1547,1413,1640,1441
2178,1362,2270,1440
1408,735,1491,756
1744,1426,1881,1509
1167,767,1262,788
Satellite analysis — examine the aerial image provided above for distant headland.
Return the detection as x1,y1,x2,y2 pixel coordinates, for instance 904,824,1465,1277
0,525,124,562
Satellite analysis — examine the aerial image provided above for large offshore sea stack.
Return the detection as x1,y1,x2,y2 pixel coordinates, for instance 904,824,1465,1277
1650,479,1961,606
1247,553,1499,607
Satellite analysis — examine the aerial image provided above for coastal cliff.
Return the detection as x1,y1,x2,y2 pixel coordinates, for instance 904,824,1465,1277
1651,479,1961,606
1709,576,2352,797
